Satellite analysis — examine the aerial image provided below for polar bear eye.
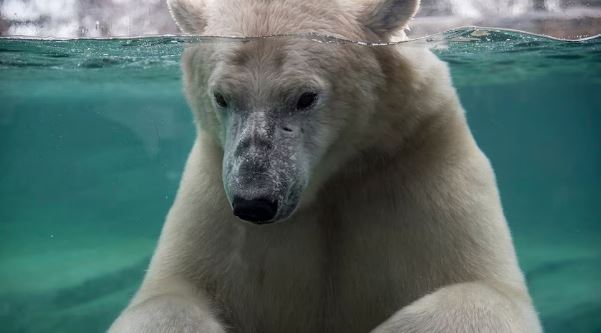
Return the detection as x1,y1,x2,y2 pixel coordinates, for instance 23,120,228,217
296,92,318,111
214,92,228,108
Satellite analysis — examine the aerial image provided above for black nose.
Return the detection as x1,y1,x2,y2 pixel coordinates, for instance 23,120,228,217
232,196,278,224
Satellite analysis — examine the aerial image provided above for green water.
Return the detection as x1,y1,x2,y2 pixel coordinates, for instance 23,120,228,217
0,28,600,332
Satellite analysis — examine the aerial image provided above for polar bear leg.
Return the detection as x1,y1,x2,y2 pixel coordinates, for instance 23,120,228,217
108,279,225,333
371,281,542,333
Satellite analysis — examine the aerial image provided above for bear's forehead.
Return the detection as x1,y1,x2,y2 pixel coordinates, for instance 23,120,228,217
226,40,287,69
214,39,333,74
205,37,373,96
213,46,320,89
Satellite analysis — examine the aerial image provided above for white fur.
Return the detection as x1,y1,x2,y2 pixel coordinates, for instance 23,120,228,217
109,0,542,332
166,0,207,34
359,0,421,38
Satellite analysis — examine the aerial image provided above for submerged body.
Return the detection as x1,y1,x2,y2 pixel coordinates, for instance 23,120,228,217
110,0,541,332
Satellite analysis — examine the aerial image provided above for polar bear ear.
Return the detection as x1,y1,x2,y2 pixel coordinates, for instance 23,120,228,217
358,0,420,38
167,0,207,34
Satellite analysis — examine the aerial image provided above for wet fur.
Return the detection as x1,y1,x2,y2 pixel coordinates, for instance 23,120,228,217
109,0,542,332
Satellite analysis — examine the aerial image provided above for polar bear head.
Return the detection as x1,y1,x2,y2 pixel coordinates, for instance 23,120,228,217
168,0,421,224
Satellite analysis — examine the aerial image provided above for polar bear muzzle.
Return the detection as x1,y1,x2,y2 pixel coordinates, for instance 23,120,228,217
221,107,309,225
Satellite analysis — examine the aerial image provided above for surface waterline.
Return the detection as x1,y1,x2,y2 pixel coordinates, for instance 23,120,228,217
0,27,600,332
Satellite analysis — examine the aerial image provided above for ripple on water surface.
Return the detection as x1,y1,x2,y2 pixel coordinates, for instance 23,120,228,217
0,27,599,85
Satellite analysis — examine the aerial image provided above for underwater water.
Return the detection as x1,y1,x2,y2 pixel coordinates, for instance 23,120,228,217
0,27,599,332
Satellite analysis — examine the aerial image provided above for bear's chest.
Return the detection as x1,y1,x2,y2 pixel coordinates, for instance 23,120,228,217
203,219,411,333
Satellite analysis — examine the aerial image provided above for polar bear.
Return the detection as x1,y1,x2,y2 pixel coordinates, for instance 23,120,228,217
109,0,542,332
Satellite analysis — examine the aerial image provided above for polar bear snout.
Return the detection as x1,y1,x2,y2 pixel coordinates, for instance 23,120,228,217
232,196,279,224
224,158,304,224
221,108,311,224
